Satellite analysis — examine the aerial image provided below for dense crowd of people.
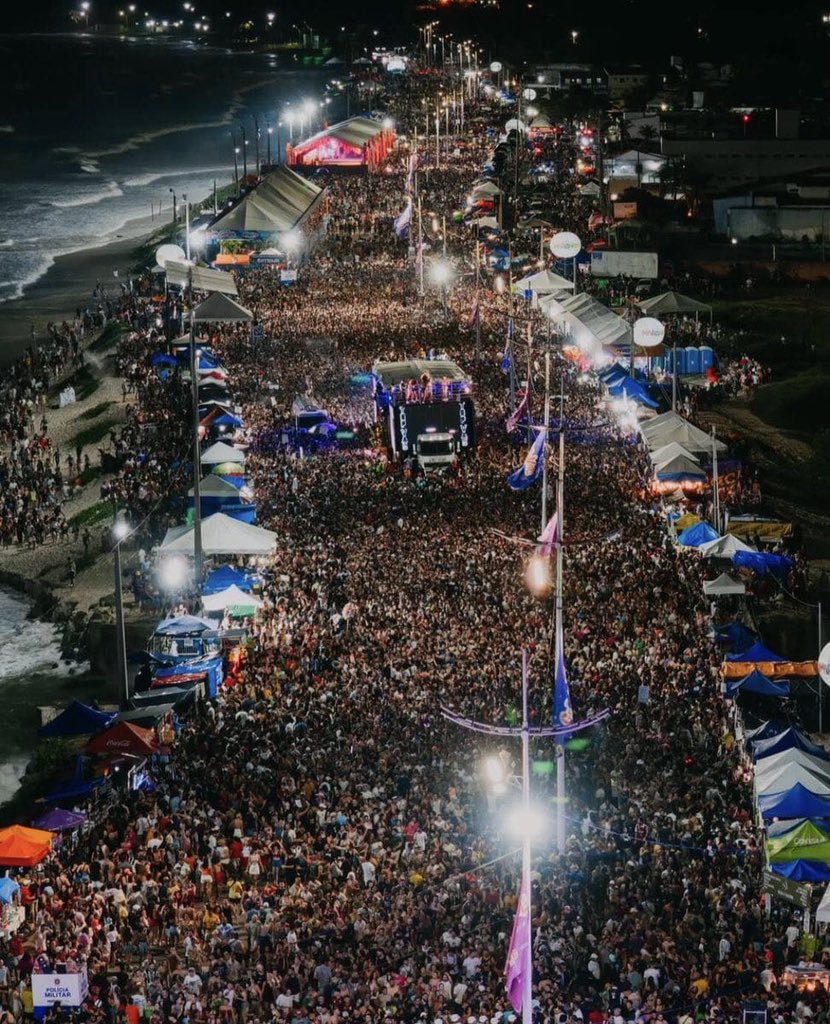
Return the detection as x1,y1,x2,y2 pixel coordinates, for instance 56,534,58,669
0,69,824,1024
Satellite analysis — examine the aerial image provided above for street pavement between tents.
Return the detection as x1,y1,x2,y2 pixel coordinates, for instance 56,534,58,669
0,77,825,1024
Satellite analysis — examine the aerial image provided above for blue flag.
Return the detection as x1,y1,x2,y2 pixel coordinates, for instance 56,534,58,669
553,623,574,739
500,317,514,374
393,201,412,239
507,427,546,490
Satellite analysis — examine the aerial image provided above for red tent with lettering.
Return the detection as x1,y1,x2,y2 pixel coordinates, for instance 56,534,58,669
0,825,54,867
85,721,157,757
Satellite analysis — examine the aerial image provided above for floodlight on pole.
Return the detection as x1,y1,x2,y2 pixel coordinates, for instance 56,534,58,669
159,555,189,592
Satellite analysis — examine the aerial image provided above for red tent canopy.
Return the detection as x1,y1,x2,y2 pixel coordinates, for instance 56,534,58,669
85,721,157,757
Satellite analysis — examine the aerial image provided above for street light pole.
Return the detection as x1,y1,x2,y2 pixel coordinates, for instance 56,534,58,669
113,536,129,704
169,187,177,227
183,192,190,262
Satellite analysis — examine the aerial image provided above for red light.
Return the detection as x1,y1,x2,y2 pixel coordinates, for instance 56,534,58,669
742,114,750,124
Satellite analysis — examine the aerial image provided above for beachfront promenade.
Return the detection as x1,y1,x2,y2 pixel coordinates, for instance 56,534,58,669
0,74,818,1024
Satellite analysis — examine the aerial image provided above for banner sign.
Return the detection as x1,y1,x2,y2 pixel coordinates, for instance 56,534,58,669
763,870,812,910
33,970,89,1008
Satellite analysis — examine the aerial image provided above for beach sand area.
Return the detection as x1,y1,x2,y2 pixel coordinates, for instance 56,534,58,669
0,222,161,617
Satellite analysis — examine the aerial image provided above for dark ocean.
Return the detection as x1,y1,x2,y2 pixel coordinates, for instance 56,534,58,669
0,33,324,303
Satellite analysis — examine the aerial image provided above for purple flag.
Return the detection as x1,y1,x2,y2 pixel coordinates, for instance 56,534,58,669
504,865,531,1012
536,512,559,558
506,390,529,434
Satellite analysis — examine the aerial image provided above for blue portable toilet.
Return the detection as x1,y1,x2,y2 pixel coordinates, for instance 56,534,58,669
699,346,714,374
685,346,701,375
673,346,687,376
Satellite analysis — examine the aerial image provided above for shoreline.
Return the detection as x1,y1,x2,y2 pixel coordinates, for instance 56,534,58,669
0,213,161,365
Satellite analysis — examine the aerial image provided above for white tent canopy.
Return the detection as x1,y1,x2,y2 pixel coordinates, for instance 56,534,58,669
471,181,502,197
641,412,727,454
201,441,245,466
514,269,575,294
546,292,633,358
656,454,707,479
650,442,700,469
699,535,756,559
817,883,830,924
160,513,277,556
755,761,830,797
165,261,238,297
703,573,746,596
756,749,830,785
188,475,245,498
190,292,253,323
202,584,264,613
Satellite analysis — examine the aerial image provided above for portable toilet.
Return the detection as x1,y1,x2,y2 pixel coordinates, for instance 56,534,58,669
672,346,687,376
685,346,701,375
699,346,714,374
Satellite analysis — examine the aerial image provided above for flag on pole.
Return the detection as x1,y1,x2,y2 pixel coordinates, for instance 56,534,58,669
507,427,546,490
553,623,574,738
504,865,531,1013
501,317,514,374
406,152,419,193
506,389,529,434
536,511,559,557
394,201,412,239
467,298,480,329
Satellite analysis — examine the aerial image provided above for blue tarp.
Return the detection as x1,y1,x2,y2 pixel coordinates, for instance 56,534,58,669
38,701,116,738
677,521,720,548
152,655,224,698
212,413,242,428
759,783,830,820
772,859,830,882
733,550,794,578
726,641,785,663
202,566,255,596
725,669,789,699
752,728,830,762
150,352,177,368
608,376,660,409
44,777,107,804
715,621,757,652
0,877,19,903
153,615,215,637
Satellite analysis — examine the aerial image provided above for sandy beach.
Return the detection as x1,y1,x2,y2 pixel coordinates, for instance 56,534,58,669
0,213,160,365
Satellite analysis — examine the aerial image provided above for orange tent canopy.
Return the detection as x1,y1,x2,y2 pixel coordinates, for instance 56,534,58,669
0,825,54,867
722,661,818,679
85,721,157,757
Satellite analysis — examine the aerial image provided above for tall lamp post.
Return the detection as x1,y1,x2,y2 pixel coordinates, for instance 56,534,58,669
169,187,177,227
112,514,131,704
442,654,609,1024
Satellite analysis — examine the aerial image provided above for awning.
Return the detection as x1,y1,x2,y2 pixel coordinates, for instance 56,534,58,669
165,261,238,296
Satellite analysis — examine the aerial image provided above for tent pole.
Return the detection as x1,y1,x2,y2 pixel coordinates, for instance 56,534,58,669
711,425,720,535
671,341,677,413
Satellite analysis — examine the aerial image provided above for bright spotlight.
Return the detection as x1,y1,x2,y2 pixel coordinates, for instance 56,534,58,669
506,804,549,842
484,756,507,785
112,518,130,541
159,555,188,591
524,554,552,597
430,259,452,286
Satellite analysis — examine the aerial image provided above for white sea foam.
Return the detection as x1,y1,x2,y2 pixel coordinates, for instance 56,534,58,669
0,240,15,248
0,125,14,134
51,181,124,208
79,161,100,175
0,588,86,682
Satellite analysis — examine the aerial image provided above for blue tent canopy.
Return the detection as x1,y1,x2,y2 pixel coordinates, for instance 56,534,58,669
745,720,789,743
725,669,790,699
772,859,830,882
0,877,20,904
153,615,215,637
150,352,177,368
753,728,830,761
715,621,757,653
726,641,785,663
202,565,255,596
677,521,720,548
759,783,830,819
733,550,794,578
598,364,629,385
213,413,243,428
608,377,660,408
38,701,116,738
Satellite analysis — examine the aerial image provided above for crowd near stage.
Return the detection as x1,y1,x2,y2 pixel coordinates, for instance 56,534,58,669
0,49,825,1024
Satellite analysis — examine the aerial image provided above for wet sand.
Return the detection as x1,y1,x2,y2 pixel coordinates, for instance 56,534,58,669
0,213,160,365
